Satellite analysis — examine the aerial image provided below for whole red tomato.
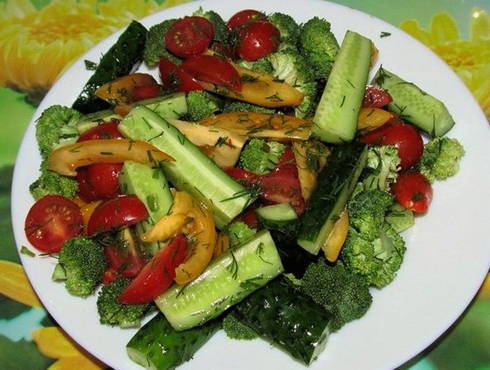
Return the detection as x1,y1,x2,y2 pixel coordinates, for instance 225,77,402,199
391,171,433,213
236,20,280,61
227,9,265,30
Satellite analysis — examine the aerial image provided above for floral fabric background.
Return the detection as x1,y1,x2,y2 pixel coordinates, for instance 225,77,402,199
0,0,489,369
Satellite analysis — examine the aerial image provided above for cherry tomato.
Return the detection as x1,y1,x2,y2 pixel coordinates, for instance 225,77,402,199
225,167,260,186
88,163,123,199
118,234,188,304
76,167,99,202
362,86,393,108
360,121,424,169
159,57,204,93
87,195,148,236
77,121,123,142
181,55,242,91
132,84,161,101
391,172,432,213
102,242,146,284
235,204,259,228
237,20,280,61
24,195,83,253
165,16,214,58
227,9,265,30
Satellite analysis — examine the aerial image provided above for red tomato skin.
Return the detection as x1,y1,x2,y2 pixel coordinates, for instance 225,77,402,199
165,16,214,58
77,121,123,142
225,167,260,186
237,20,280,61
360,122,424,169
76,167,100,202
86,163,123,199
24,195,83,253
102,242,146,283
362,86,393,108
87,195,148,236
118,234,188,304
159,57,204,92
132,84,161,101
392,172,433,213
227,9,265,30
181,55,242,91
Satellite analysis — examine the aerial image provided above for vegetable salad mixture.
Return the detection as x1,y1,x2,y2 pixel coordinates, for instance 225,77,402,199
23,7,465,369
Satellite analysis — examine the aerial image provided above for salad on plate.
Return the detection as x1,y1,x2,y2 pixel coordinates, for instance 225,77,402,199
21,7,465,369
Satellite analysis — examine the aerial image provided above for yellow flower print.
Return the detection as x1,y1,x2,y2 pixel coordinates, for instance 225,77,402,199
400,9,490,119
0,260,42,307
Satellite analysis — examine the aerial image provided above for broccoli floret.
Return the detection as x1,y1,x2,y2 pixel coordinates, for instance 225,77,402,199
419,137,465,183
55,237,106,297
97,278,151,328
357,145,401,194
185,91,223,121
385,203,414,233
347,189,393,241
267,50,318,118
226,221,257,248
193,8,230,45
239,138,286,175
299,17,339,80
222,101,275,114
143,19,180,67
300,260,372,331
36,105,81,160
268,13,300,48
222,311,258,340
236,58,274,74
30,159,78,200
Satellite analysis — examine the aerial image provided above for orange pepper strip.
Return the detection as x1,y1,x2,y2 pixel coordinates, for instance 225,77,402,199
48,139,173,176
95,73,157,106
357,107,394,131
322,209,349,263
213,233,230,258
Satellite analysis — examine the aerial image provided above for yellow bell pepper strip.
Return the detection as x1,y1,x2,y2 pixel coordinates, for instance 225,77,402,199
199,112,311,141
175,202,217,285
95,73,157,106
322,209,349,263
48,139,173,176
213,232,230,258
292,141,330,201
357,107,394,131
73,197,102,234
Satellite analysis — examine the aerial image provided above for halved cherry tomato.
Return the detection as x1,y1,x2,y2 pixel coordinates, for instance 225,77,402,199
362,86,393,108
391,172,432,213
181,55,242,91
165,16,214,58
77,121,123,142
237,20,280,61
85,163,123,199
225,167,260,186
159,57,204,92
76,167,99,202
24,195,83,253
227,9,265,30
360,121,424,169
118,234,188,304
87,195,148,236
132,84,161,101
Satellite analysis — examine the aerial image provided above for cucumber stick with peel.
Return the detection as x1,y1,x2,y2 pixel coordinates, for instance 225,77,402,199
155,230,284,331
119,106,253,229
372,67,455,136
313,30,372,143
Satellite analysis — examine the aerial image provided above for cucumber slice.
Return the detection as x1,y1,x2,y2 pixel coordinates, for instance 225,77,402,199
233,276,331,365
119,161,173,255
312,30,372,143
155,230,284,330
372,67,455,137
298,142,368,254
119,106,253,229
127,313,219,370
256,203,298,234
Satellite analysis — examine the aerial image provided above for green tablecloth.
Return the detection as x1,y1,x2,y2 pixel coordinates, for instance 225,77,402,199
0,1,489,369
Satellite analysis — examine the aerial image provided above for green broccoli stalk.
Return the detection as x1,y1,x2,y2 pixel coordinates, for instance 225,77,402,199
143,19,180,67
226,221,257,248
299,260,372,331
222,311,258,340
222,100,275,114
54,237,106,297
30,159,78,200
385,203,414,233
239,138,286,175
36,105,81,160
193,8,230,45
299,17,339,80
357,145,401,193
268,12,301,49
419,137,465,183
97,278,151,328
185,91,223,121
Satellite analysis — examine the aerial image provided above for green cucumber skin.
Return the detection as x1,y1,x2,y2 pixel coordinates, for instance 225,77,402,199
233,276,331,365
373,67,455,137
127,313,220,370
119,106,252,229
313,30,372,143
72,21,147,114
155,230,284,331
298,142,368,254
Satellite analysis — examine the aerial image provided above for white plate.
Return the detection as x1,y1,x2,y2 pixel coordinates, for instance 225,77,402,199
11,0,490,369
